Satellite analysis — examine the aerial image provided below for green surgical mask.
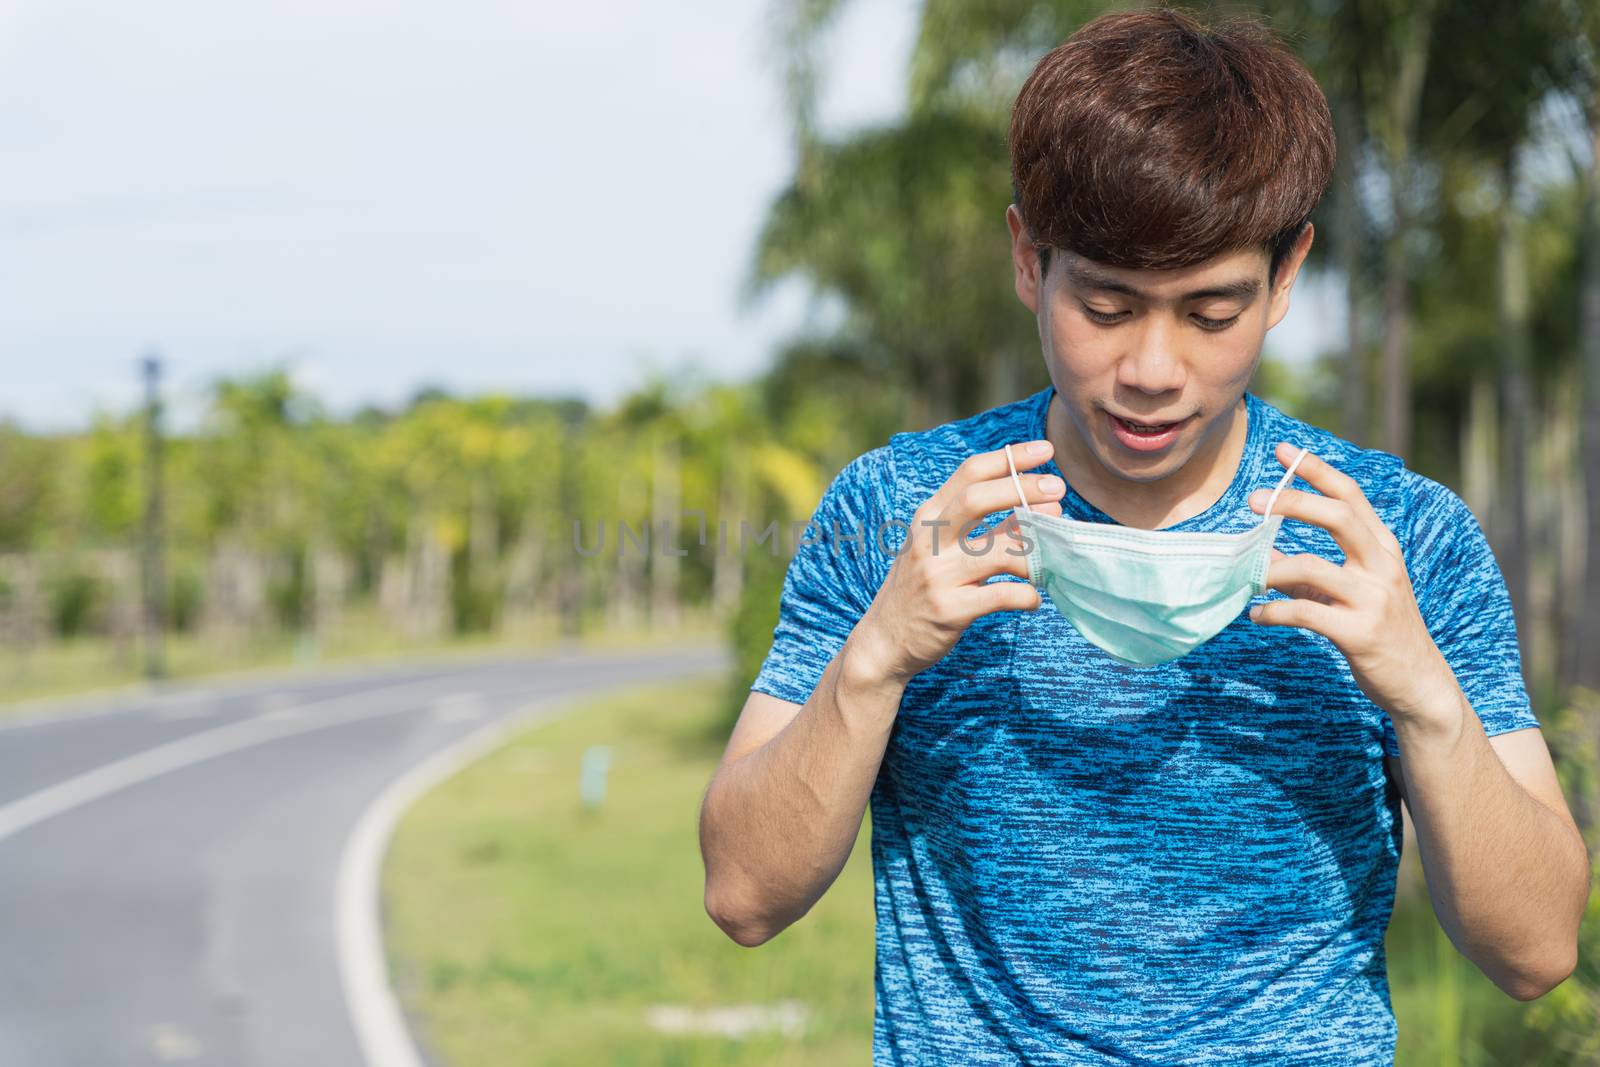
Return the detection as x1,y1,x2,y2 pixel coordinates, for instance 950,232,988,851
1004,442,1309,668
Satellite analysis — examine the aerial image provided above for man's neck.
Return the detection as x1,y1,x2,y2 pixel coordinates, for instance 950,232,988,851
1047,393,1249,530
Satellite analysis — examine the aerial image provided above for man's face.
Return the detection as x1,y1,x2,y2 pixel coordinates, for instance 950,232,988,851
1006,204,1312,484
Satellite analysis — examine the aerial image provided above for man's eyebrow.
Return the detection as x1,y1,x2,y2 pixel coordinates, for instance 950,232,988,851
1065,265,1262,303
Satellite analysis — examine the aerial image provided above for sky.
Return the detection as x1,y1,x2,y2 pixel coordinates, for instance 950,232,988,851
0,0,1337,432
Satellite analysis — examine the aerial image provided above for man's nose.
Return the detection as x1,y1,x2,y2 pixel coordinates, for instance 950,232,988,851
1116,319,1187,395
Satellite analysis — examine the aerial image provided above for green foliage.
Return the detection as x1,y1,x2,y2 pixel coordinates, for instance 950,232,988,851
1527,860,1600,1064
0,424,57,551
1385,864,1555,1064
46,565,102,639
725,548,789,727
267,549,308,631
450,546,499,634
82,418,140,541
167,566,204,633
753,106,1043,425
1525,687,1600,1062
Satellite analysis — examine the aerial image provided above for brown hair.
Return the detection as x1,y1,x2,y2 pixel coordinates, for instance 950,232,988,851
1008,6,1335,284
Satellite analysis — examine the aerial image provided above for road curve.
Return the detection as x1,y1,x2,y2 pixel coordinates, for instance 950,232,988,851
0,643,727,1066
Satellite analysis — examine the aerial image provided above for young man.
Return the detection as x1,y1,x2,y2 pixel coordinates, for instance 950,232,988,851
699,8,1589,1064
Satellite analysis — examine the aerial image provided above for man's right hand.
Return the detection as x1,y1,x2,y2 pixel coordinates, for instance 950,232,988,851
849,439,1067,686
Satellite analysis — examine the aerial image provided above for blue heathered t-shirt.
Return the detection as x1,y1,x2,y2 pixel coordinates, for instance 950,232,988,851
750,385,1542,1066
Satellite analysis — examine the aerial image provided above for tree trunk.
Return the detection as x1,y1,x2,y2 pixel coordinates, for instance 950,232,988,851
1547,368,1585,695
405,509,447,640
1462,373,1498,526
469,477,499,630
379,551,409,631
985,347,1024,413
1577,109,1600,693
1376,0,1436,461
1496,147,1535,691
1335,92,1367,445
611,473,644,631
557,439,585,638
500,519,543,636
1379,233,1412,459
312,540,346,644
649,428,682,629
103,548,139,670
710,449,747,619
469,479,497,584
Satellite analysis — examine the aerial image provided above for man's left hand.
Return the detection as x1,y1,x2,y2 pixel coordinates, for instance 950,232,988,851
1246,441,1459,726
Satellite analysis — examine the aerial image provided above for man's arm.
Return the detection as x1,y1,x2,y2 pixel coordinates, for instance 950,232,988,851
698,637,905,947
1248,446,1590,1000
698,441,1066,947
1385,702,1589,1000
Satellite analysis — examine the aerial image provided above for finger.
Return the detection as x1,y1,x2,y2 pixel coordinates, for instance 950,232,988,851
936,470,1066,528
988,500,1065,535
966,577,1041,618
1248,595,1344,637
1278,441,1401,557
1249,485,1383,569
1264,551,1355,606
923,440,1054,517
964,535,1031,582
1266,441,1400,557
948,509,1054,583
905,500,1058,564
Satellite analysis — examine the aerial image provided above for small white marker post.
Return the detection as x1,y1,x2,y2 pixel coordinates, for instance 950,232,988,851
580,745,612,812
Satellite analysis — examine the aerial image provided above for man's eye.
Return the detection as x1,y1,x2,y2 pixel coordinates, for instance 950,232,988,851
1080,304,1128,325
1192,312,1241,331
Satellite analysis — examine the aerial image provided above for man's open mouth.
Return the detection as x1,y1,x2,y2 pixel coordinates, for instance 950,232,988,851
1110,413,1188,434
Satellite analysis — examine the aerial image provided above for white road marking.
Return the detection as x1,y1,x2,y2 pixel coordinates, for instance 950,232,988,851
336,698,570,1067
257,692,298,713
147,689,221,721
0,657,504,732
158,688,216,706
0,684,212,732
0,675,464,844
155,705,213,722
429,692,485,724
645,1000,809,1039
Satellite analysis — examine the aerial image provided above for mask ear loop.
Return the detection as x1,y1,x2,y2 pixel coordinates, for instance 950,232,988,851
1004,443,1032,513
1262,446,1311,522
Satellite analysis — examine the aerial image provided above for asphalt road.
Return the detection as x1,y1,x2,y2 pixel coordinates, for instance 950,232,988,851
0,644,728,1067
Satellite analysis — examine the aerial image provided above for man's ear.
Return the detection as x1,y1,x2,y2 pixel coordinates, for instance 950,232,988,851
1265,222,1315,330
1007,204,1043,315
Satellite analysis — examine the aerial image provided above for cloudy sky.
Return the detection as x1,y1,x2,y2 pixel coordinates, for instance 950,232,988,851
1,0,1335,431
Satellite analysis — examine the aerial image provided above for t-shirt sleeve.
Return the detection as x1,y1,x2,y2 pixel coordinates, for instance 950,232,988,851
750,445,896,706
1388,473,1541,756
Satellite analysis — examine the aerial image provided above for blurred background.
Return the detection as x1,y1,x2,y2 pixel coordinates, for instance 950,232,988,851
2,0,1599,1064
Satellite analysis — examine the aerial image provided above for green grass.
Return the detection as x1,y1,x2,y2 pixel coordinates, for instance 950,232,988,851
383,675,876,1066
383,675,1565,1066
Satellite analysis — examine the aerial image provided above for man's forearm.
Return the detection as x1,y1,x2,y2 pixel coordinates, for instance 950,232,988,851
1395,684,1590,999
699,633,905,946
